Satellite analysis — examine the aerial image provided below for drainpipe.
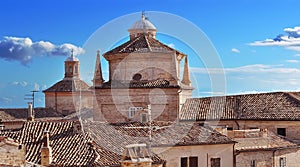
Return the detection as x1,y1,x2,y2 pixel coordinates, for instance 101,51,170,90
233,143,236,167
234,120,240,130
206,153,209,167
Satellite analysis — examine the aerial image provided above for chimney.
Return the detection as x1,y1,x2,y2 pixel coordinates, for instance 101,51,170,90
27,102,34,122
41,131,52,166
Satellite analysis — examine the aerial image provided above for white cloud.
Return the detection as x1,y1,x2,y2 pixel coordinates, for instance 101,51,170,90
286,59,299,63
33,83,40,91
0,97,12,104
249,26,300,52
191,64,300,74
0,36,85,65
11,81,28,87
191,64,300,95
231,48,240,53
167,43,175,49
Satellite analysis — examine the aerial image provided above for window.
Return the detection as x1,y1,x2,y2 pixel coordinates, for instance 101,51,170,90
189,157,198,167
69,66,72,73
181,157,198,167
250,127,258,129
75,65,78,73
181,157,187,167
211,158,220,167
62,110,69,116
277,128,286,136
141,113,147,123
250,160,255,167
227,127,233,130
128,107,143,118
279,157,286,167
132,73,142,81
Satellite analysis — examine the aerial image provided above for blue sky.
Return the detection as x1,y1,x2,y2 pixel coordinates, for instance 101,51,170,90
1,0,300,108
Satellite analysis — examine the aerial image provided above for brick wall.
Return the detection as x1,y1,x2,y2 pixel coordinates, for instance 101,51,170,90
94,88,180,122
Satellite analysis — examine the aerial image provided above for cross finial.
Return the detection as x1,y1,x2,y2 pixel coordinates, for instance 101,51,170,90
71,49,74,58
142,11,145,20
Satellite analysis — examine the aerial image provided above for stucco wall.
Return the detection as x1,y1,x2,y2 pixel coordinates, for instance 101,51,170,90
45,91,93,115
203,120,300,142
153,144,234,167
0,140,25,166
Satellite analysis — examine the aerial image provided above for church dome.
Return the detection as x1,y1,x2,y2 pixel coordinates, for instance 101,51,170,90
128,13,157,39
129,14,156,31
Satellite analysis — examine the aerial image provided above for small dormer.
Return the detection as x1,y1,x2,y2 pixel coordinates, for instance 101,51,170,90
64,50,80,79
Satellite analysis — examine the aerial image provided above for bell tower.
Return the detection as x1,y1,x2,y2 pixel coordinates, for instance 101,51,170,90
64,50,80,79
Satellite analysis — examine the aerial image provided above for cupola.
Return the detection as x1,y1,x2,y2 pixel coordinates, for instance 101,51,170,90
128,12,157,40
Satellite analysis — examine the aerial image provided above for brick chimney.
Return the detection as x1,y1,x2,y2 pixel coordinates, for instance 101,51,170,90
41,131,52,166
27,102,34,122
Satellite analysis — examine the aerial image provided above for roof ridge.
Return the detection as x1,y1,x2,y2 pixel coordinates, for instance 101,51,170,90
119,35,142,53
285,92,300,106
144,35,152,51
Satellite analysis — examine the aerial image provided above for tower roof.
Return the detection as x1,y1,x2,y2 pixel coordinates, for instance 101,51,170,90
104,34,185,56
43,79,90,92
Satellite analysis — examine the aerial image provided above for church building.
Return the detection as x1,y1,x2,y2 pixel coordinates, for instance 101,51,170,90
92,13,193,122
43,51,93,115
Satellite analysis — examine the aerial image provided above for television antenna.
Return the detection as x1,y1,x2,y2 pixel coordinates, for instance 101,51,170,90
24,90,39,108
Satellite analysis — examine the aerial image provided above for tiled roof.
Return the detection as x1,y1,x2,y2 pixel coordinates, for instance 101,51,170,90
97,79,179,89
85,121,234,151
180,92,300,121
0,121,165,166
0,121,98,166
0,108,63,121
104,34,185,56
234,130,298,152
43,79,91,92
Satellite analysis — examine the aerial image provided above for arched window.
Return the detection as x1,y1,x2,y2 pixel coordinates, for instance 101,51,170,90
75,65,78,73
69,66,72,73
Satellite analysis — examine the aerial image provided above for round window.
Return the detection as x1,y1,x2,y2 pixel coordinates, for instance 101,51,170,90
132,73,142,81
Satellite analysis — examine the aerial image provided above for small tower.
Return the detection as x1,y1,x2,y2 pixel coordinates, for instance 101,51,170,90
92,50,104,87
64,50,80,79
41,131,52,166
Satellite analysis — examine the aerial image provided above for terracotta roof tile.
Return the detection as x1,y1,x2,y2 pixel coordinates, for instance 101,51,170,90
85,121,234,150
104,34,185,56
0,121,165,166
97,79,179,89
180,92,300,121
0,108,63,121
234,130,298,151
43,79,90,92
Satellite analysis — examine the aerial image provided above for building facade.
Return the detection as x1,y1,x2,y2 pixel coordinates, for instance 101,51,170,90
92,14,193,123
43,52,93,115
